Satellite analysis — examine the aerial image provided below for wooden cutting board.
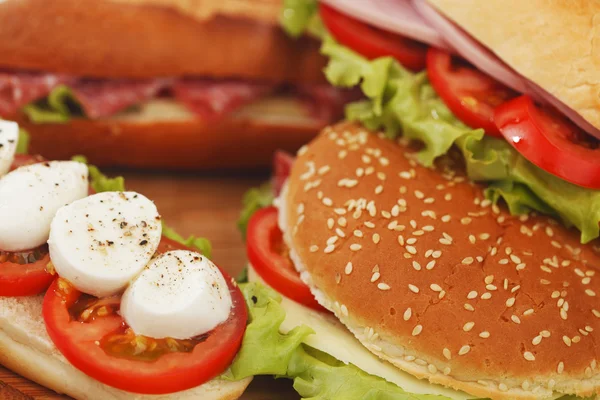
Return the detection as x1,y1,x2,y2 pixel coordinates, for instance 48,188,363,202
0,170,299,400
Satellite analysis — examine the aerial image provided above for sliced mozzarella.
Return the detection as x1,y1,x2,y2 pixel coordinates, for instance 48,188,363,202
0,161,88,252
48,191,162,298
0,120,19,177
121,250,232,340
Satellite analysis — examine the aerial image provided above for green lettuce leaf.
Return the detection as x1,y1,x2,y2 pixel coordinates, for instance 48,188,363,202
280,0,318,37
237,183,274,237
17,128,30,154
22,85,81,124
161,223,213,258
226,283,454,400
71,155,125,193
321,36,600,243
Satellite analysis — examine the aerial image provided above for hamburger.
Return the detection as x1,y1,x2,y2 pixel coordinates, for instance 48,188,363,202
231,0,600,399
0,0,356,170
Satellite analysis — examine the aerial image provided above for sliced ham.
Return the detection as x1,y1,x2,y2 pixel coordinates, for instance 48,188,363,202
71,79,171,119
321,0,448,49
172,79,276,121
0,71,73,117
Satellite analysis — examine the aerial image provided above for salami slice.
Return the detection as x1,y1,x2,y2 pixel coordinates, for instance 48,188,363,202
0,71,73,117
71,78,171,119
172,79,276,121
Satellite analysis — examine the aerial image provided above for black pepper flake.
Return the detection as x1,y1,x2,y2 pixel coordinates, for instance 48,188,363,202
251,296,258,304
139,240,148,246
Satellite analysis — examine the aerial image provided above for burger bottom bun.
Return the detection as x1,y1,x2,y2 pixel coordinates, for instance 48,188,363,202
17,97,324,170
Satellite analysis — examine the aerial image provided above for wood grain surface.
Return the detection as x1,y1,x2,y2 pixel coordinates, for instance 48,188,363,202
0,170,299,400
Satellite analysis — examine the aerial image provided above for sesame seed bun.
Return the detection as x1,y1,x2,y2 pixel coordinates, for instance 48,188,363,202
281,122,600,399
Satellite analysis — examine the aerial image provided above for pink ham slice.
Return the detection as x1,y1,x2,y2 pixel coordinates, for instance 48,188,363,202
321,0,448,49
0,71,73,117
71,79,171,119
172,79,276,121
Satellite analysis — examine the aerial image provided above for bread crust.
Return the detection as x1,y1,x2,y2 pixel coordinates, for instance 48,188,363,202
426,0,600,131
283,122,600,398
15,99,324,170
0,0,326,82
0,295,251,400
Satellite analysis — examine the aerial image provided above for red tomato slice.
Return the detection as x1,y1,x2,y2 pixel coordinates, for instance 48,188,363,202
426,48,516,137
43,239,247,395
320,3,427,72
1,155,55,296
247,206,324,311
10,154,46,171
272,150,295,196
0,250,54,297
494,95,600,189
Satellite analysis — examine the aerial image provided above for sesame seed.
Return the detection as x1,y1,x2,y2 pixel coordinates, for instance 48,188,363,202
403,308,412,321
439,238,452,245
586,289,597,297
354,229,364,238
563,336,572,346
443,348,451,360
464,303,475,311
499,259,509,265
510,254,522,264
479,331,490,338
441,215,451,222
481,292,492,300
486,284,497,291
324,245,335,253
371,272,381,282
310,245,319,252
458,345,470,356
557,362,564,374
340,304,348,316
327,218,334,229
462,257,474,265
377,282,391,291
375,185,383,194
338,217,347,227
426,260,436,270
516,263,526,271
523,309,534,316
408,284,419,293
422,225,434,232
469,235,476,244
463,322,475,332
511,315,521,324
397,235,405,245
541,330,551,338
432,250,442,259
467,291,478,299
506,297,516,307
345,262,353,275
413,261,422,271
484,275,494,284
406,237,417,245
444,193,452,201
350,244,362,251
365,221,375,228
427,364,437,374
461,217,472,225
322,197,333,206
412,325,423,336
430,283,442,292
406,245,417,255
336,228,346,238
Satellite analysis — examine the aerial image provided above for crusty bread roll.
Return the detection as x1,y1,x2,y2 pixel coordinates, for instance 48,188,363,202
17,98,324,170
0,0,325,83
425,0,600,132
280,122,600,399
0,295,251,400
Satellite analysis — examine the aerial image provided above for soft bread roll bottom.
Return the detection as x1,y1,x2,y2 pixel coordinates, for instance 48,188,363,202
16,97,325,170
0,295,251,400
